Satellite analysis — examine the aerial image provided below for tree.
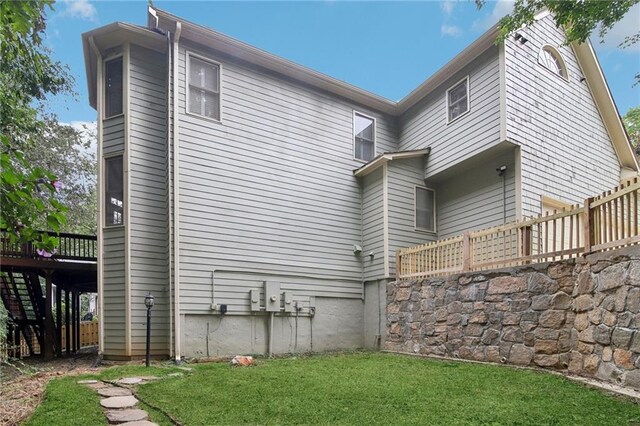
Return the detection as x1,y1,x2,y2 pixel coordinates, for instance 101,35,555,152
0,1,74,250
24,119,97,235
623,107,640,154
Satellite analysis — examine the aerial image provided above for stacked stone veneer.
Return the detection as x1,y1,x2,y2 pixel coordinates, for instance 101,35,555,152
385,246,640,390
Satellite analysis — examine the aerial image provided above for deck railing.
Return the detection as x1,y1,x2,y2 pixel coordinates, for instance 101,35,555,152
0,230,97,261
397,177,640,280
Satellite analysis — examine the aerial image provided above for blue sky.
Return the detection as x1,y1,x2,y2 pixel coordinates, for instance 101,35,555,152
46,0,640,126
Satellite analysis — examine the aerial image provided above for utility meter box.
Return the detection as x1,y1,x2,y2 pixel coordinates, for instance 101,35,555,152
249,289,261,312
264,281,281,312
283,291,295,313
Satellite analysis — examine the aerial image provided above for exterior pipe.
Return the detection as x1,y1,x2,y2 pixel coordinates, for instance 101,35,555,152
165,29,174,358
268,312,274,357
172,21,182,362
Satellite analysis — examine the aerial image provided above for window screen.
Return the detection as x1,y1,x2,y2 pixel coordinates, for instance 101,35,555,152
354,113,375,161
415,187,435,232
105,156,124,226
447,79,468,122
105,57,123,118
188,55,220,120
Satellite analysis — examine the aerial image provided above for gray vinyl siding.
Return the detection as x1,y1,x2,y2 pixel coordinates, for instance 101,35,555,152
102,113,126,354
432,149,516,239
103,115,125,155
361,168,385,281
387,157,436,275
505,14,621,217
128,44,170,355
102,226,125,352
176,41,397,314
399,47,502,178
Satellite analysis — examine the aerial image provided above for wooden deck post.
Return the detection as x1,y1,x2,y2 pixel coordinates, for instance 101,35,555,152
65,290,70,355
56,285,62,357
75,292,81,351
584,197,595,254
522,226,532,264
71,292,77,353
43,271,54,360
462,232,471,272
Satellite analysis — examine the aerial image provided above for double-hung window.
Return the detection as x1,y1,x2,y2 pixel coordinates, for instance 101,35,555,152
104,57,123,118
188,54,220,120
447,77,469,123
354,113,375,162
415,186,436,232
105,156,124,226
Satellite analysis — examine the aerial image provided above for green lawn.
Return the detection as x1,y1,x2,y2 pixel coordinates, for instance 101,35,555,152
26,353,640,425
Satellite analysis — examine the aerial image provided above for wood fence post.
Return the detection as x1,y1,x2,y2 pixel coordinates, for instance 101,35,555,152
522,226,532,264
396,251,401,280
462,232,471,272
584,197,595,254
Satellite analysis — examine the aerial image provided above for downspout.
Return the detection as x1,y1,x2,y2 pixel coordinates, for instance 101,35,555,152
172,21,182,362
165,29,174,359
89,36,104,355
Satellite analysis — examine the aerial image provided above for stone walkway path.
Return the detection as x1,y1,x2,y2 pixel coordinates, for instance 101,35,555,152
78,378,160,425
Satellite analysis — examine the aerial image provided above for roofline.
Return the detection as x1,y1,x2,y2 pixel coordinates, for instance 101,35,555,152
150,7,500,116
353,149,430,177
82,22,167,109
572,40,639,172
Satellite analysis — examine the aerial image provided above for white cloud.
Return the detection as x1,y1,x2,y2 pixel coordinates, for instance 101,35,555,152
441,24,462,37
598,3,640,52
472,0,514,33
62,0,97,21
441,1,455,16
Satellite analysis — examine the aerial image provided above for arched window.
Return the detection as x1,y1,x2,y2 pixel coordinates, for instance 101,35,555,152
538,45,568,80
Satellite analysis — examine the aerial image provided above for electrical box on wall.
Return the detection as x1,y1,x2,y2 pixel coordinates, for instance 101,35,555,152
283,291,294,313
264,280,281,312
249,289,260,312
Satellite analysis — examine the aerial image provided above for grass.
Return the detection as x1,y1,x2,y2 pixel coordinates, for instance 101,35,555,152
25,352,640,425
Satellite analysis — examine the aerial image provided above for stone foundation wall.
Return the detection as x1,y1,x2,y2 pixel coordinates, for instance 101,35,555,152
385,246,640,390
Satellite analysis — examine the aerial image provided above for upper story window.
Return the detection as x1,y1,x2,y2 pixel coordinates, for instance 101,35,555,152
415,186,435,232
188,54,221,120
538,45,568,80
354,112,375,162
105,156,124,226
104,57,123,118
446,76,469,123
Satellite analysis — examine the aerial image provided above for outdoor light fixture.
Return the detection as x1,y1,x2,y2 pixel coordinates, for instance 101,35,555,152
145,292,154,367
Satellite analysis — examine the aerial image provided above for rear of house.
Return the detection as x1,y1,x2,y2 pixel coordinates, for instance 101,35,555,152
82,8,637,360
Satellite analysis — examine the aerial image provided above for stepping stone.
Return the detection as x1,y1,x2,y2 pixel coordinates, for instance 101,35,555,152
137,376,160,381
167,372,183,377
177,366,193,371
88,382,109,389
100,396,139,409
77,379,98,384
119,421,158,426
105,409,148,424
98,387,133,397
118,377,143,385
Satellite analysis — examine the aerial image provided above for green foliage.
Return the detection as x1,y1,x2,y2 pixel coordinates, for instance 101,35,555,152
0,301,7,343
623,107,640,153
0,0,75,251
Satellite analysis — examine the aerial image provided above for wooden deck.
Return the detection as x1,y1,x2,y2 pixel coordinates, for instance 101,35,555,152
1,230,97,359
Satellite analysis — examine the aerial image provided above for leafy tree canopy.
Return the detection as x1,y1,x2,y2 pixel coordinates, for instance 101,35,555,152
623,107,640,154
0,0,75,250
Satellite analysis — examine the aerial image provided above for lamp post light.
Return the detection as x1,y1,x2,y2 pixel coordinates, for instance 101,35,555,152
144,292,154,367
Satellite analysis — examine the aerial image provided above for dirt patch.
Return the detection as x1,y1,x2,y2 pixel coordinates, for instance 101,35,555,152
0,348,102,426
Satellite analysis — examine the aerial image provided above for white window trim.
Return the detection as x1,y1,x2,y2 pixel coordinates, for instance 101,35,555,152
103,54,124,120
185,50,223,123
352,110,376,163
537,44,570,82
446,75,470,125
103,153,125,228
414,185,437,233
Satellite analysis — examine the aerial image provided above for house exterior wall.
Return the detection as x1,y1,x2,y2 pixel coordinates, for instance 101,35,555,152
504,14,622,218
387,157,437,275
432,148,517,239
398,47,502,178
172,39,398,355
362,168,385,281
128,44,171,356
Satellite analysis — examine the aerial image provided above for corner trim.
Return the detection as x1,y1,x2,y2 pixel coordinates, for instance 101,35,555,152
382,163,389,278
